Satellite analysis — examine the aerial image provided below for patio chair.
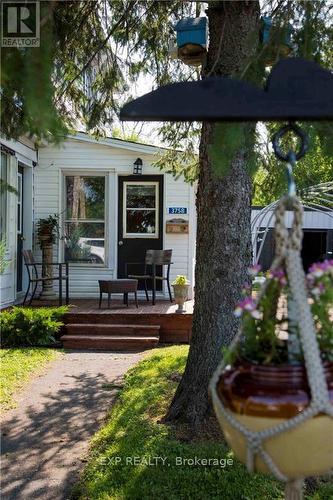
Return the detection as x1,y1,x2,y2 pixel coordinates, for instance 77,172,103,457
125,249,173,305
22,250,69,306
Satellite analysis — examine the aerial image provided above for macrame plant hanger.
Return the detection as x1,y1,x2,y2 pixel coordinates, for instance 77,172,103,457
120,58,333,500
210,123,333,500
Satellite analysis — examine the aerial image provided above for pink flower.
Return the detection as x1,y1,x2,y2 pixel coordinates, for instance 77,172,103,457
268,268,287,286
234,297,262,319
249,264,261,276
308,260,333,278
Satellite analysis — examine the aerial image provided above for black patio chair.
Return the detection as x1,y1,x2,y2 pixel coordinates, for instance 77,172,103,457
22,250,69,306
125,249,173,305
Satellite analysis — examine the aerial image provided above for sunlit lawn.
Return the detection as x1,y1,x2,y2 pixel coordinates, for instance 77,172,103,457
0,348,59,410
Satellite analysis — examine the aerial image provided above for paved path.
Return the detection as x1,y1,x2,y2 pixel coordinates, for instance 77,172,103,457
1,350,145,500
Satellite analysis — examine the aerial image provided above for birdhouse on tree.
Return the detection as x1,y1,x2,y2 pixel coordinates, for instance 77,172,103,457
171,17,207,67
260,16,293,62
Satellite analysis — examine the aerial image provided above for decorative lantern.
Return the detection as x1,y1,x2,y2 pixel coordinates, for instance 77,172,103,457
120,59,333,499
133,158,143,175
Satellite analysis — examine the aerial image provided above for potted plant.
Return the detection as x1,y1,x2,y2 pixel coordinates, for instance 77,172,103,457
36,214,61,299
172,275,190,314
36,214,60,247
211,259,333,480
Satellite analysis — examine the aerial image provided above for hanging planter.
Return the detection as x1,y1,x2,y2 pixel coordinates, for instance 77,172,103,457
211,193,333,483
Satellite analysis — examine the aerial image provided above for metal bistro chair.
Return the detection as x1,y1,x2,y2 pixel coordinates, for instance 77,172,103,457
22,250,69,306
125,249,173,306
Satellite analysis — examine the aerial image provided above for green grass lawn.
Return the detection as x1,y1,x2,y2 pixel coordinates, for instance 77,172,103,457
0,348,59,410
73,345,328,500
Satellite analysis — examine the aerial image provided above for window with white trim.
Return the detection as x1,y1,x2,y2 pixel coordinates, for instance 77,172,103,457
64,175,106,264
123,182,158,238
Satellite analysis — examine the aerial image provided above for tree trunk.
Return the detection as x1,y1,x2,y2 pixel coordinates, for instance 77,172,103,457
165,1,260,425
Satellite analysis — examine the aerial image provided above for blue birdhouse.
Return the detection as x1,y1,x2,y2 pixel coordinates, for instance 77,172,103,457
260,16,293,59
175,17,207,48
173,17,207,67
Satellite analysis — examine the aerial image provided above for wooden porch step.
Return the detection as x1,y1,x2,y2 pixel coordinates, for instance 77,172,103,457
65,323,160,337
60,334,159,351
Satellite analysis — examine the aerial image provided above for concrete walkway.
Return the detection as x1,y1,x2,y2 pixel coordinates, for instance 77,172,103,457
1,350,145,500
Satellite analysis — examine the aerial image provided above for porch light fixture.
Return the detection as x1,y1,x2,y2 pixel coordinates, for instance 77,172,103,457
133,158,143,175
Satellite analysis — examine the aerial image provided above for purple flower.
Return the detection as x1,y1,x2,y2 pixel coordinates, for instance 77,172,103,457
249,264,262,276
308,260,333,278
234,297,262,319
268,268,287,286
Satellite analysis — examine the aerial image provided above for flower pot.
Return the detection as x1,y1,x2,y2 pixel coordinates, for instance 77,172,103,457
172,284,190,314
211,361,333,479
38,233,53,246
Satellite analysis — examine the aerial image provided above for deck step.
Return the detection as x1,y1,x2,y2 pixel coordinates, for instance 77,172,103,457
60,334,159,351
65,323,160,337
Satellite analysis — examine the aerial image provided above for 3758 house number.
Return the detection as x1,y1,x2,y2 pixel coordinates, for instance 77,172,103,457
168,207,188,214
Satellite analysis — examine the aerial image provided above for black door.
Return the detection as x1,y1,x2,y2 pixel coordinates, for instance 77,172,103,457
16,165,24,292
118,175,164,289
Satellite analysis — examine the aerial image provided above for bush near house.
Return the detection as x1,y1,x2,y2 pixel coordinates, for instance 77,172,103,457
0,306,68,347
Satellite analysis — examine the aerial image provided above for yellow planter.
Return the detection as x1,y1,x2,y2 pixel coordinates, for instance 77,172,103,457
212,394,333,478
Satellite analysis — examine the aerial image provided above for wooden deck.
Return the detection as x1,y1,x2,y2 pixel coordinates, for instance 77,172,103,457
28,298,193,346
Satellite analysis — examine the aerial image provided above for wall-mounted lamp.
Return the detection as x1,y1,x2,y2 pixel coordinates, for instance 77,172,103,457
133,158,143,175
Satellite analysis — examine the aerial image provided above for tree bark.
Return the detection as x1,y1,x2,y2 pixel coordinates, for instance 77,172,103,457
165,1,260,425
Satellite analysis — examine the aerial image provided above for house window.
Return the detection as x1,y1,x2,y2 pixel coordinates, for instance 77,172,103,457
64,175,106,264
0,153,8,241
123,182,158,238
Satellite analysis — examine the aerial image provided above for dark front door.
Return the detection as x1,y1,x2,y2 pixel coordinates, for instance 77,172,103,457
118,175,164,289
16,165,24,292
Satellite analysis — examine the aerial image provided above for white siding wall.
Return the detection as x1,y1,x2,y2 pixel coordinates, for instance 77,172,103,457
1,136,36,308
1,155,17,306
164,174,195,296
35,137,196,298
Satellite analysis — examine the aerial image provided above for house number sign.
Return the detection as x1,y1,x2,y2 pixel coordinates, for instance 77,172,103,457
168,207,188,215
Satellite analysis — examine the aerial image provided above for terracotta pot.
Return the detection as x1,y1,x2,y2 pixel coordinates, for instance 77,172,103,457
172,284,190,314
212,360,333,479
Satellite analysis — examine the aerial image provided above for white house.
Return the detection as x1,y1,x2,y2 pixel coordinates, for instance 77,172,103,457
1,133,332,309
0,133,196,307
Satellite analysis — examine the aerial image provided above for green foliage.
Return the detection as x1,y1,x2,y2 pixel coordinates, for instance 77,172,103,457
64,225,91,261
153,148,198,184
209,123,258,179
254,127,333,205
73,346,285,500
0,179,18,195
1,1,195,141
230,261,333,365
308,263,333,361
36,213,61,246
111,126,142,143
0,306,68,347
0,239,10,274
172,275,188,285
0,348,59,410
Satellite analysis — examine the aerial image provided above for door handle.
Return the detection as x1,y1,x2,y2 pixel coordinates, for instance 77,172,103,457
118,240,124,246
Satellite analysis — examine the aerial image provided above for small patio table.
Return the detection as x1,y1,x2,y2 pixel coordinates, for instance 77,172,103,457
98,279,138,309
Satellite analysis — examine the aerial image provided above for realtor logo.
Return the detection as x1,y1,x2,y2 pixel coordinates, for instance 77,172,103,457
1,1,40,47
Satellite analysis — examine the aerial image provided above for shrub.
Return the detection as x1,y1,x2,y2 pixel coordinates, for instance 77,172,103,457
0,306,68,347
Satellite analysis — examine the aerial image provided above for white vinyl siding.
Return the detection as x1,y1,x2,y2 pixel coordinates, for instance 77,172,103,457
34,137,195,298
